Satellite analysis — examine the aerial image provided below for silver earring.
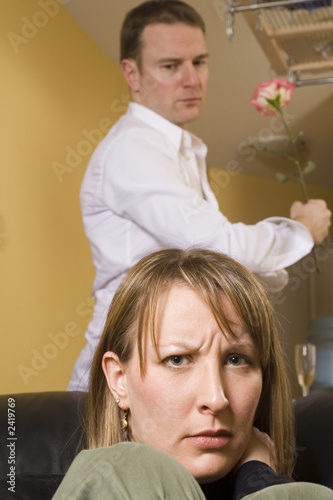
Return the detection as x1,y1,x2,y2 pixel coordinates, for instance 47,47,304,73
115,398,120,404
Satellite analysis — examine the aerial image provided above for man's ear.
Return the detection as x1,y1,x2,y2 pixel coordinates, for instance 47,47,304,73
102,351,129,409
121,58,140,93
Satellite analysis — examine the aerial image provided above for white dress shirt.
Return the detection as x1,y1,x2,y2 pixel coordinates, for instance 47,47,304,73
68,102,313,391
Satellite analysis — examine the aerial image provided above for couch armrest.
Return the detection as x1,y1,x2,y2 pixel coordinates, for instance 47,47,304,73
293,391,333,489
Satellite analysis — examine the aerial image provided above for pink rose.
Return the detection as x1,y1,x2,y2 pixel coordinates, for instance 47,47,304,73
250,78,295,116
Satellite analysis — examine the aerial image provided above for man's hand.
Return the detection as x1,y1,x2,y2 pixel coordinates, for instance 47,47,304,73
236,427,276,472
290,199,331,245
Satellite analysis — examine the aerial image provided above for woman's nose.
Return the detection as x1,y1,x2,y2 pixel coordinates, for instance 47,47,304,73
196,365,229,415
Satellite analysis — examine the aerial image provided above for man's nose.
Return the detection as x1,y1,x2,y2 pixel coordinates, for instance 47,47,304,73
196,364,229,415
181,63,200,87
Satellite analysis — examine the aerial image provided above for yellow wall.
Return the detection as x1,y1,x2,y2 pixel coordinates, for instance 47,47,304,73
208,167,333,224
1,0,333,395
0,0,129,394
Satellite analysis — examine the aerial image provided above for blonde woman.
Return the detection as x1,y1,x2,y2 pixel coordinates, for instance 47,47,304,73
55,249,333,499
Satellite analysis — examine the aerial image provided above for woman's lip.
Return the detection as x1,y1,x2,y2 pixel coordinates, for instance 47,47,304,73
187,434,231,449
187,431,232,449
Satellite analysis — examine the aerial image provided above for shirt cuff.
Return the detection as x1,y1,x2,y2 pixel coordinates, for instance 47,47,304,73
255,269,289,293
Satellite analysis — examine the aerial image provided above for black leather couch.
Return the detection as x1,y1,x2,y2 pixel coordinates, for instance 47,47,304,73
0,391,332,499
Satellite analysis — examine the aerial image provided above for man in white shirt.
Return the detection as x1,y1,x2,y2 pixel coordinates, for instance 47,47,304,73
68,0,331,391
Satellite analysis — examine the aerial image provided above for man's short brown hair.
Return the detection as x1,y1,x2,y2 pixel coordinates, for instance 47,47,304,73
120,0,206,68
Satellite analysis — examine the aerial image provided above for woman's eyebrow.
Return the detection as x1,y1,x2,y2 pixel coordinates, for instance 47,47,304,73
224,334,258,353
222,325,255,346
156,341,198,351
227,339,256,349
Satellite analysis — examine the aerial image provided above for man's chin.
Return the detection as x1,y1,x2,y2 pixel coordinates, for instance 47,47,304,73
175,109,201,128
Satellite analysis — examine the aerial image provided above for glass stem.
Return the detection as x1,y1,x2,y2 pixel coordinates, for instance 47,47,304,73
302,385,309,397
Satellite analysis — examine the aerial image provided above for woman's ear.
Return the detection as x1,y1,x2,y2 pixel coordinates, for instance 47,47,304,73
121,58,140,93
102,352,129,409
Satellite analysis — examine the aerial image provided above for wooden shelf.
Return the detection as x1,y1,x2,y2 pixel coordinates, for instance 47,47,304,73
239,1,333,77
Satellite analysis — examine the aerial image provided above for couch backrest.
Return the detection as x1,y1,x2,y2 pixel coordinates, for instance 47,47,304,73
0,391,87,476
1,390,333,490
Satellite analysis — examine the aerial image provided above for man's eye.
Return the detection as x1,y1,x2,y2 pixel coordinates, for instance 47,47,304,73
162,64,176,70
194,60,206,67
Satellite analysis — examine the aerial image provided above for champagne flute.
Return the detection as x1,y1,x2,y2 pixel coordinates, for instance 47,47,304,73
295,343,316,397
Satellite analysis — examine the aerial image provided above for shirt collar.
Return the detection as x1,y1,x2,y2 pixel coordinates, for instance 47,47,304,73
127,102,207,157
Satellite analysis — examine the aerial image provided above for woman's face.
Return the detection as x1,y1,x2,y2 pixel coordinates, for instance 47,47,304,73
105,284,263,483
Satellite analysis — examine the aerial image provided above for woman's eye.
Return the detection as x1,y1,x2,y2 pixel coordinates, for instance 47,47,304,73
165,355,189,367
227,355,248,367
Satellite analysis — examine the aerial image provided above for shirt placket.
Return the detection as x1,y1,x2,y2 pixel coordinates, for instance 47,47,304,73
180,134,204,199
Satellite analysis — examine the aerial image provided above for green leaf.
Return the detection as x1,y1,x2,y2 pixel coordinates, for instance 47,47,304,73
275,172,289,183
303,161,316,175
257,145,268,152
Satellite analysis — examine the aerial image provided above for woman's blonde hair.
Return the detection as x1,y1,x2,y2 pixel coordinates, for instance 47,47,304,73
87,248,294,475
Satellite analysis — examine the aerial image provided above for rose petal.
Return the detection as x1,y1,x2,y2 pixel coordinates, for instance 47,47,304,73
250,78,295,114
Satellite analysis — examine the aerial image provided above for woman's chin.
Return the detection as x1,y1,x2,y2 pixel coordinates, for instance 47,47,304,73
187,458,234,485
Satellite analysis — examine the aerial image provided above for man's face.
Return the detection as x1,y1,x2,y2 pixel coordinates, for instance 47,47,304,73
124,22,209,128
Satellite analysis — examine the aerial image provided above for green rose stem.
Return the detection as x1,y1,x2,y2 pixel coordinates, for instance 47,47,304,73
266,96,320,273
